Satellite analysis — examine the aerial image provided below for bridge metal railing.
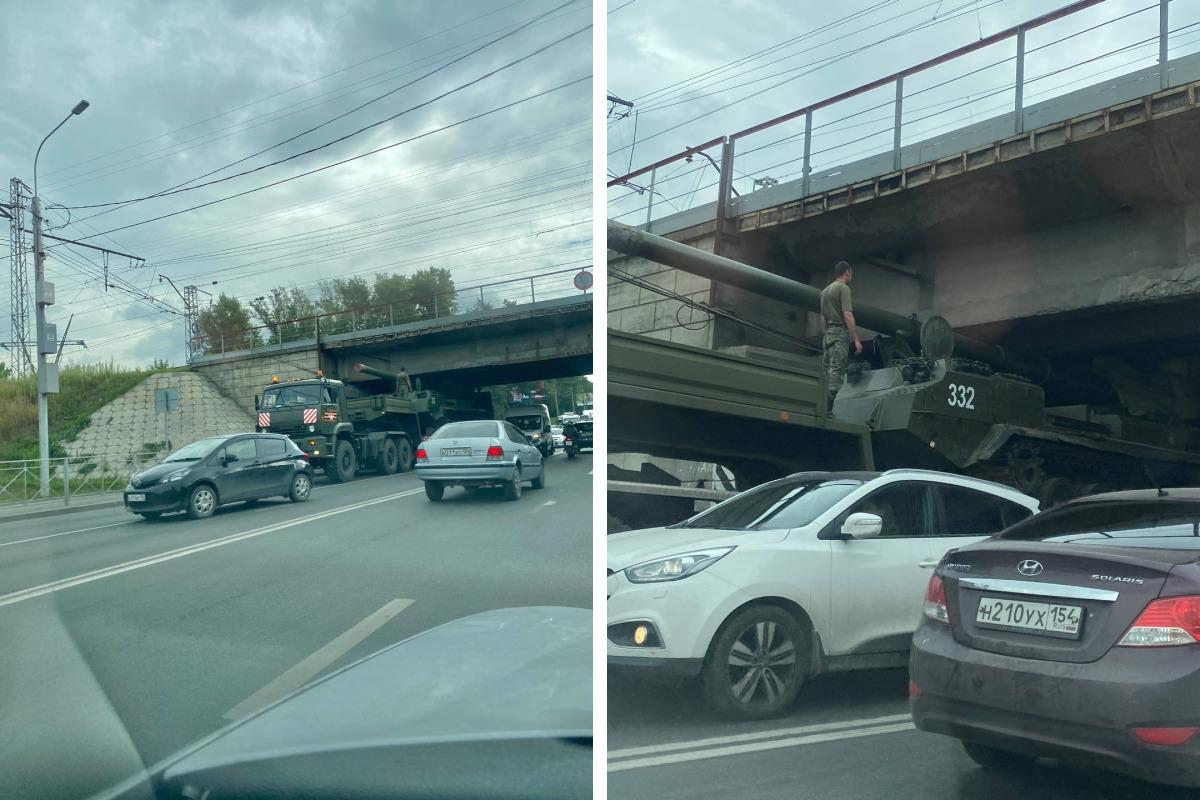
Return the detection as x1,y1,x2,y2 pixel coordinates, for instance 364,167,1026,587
0,451,164,507
191,266,593,360
608,0,1200,238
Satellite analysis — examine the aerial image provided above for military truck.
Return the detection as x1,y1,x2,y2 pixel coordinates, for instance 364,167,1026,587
255,365,437,482
609,220,1200,507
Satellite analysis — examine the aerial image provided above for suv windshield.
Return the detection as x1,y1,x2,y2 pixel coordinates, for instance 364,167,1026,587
674,479,863,530
507,414,544,431
164,437,225,462
998,501,1200,548
431,421,500,439
260,384,330,408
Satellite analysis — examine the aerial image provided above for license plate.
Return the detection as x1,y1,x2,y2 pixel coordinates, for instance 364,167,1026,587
126,493,146,503
976,596,1083,638
441,447,471,457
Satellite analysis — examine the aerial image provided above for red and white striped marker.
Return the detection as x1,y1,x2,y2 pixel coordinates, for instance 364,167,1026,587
258,412,270,427
303,408,318,424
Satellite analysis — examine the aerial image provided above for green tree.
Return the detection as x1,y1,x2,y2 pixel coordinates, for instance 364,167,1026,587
0,362,11,380
317,276,373,335
406,267,455,320
196,294,257,354
250,286,317,345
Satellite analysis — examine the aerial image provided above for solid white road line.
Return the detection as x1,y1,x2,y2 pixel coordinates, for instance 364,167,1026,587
608,713,912,760
0,488,424,611
223,597,415,720
0,521,131,549
608,721,914,772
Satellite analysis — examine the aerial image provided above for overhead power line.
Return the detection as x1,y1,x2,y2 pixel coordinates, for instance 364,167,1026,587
57,73,591,244
68,0,584,220
65,17,591,212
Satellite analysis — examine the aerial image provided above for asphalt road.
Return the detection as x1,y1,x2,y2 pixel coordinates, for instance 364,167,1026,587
608,667,1195,800
0,453,592,800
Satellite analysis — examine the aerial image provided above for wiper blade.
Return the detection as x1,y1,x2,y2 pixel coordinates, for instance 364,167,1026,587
167,457,201,462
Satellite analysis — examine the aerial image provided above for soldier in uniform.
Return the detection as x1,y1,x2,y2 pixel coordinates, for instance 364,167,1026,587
820,261,862,414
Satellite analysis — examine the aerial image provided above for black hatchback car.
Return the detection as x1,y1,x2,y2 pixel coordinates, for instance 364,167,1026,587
124,433,314,520
562,420,592,459
911,489,1200,787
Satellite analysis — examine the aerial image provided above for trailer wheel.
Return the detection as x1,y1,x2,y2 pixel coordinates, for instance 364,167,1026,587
378,438,399,475
329,439,357,483
396,438,414,472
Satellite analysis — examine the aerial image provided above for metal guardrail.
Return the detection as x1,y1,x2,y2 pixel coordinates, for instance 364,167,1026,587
191,266,593,360
0,452,162,506
608,0,1195,240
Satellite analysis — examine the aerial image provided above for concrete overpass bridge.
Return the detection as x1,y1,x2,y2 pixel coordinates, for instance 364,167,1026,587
607,0,1200,509
609,0,1200,386
193,292,592,414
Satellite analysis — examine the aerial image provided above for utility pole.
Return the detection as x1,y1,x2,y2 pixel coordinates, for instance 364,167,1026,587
160,275,216,363
5,179,33,377
32,99,89,497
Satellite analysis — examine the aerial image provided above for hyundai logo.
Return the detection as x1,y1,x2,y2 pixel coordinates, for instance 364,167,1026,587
1017,560,1043,577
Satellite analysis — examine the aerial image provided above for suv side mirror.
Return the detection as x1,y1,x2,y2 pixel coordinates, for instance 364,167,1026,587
222,453,239,464
842,512,883,539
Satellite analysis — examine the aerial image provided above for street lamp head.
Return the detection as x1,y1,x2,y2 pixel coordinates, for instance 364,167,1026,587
71,100,90,115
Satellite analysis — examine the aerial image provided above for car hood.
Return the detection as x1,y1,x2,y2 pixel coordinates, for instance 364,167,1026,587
607,526,788,570
129,461,187,486
97,606,591,800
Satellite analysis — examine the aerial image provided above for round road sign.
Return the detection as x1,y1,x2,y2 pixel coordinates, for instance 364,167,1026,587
573,270,594,292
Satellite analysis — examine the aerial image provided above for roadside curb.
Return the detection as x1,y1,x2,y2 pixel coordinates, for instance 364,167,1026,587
0,496,124,524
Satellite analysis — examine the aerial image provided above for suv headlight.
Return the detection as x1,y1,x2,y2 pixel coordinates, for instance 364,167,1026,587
624,547,735,583
166,468,190,482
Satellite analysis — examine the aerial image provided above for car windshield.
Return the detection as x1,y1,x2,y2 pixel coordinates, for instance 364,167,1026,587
431,421,500,439
507,414,544,431
998,501,1200,548
673,479,863,530
260,384,327,408
163,437,225,462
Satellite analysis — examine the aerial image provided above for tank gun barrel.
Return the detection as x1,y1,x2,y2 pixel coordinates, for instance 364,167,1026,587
354,363,398,385
608,220,1049,382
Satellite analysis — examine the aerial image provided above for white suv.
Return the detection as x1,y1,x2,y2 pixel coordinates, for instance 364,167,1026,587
607,469,1038,718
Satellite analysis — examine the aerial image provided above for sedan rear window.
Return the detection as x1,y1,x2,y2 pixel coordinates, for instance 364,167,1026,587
999,501,1200,548
675,479,863,531
430,421,499,439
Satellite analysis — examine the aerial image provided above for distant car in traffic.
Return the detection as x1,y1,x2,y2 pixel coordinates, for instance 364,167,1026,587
911,488,1200,788
415,420,545,502
123,433,314,520
562,420,592,459
607,469,1038,718
503,403,555,457
552,426,565,448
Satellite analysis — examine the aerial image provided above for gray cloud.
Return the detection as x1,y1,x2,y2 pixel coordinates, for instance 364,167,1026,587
1,0,592,367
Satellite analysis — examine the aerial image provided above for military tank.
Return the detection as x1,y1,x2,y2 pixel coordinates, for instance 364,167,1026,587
609,220,1200,506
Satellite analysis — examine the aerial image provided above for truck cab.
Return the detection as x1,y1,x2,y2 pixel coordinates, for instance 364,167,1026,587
256,375,429,482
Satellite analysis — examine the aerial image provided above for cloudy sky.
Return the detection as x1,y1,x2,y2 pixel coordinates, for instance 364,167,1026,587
607,0,1200,223
0,0,592,368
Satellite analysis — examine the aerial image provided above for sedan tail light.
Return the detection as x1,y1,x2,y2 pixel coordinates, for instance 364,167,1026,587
923,575,949,624
486,445,504,461
1119,596,1200,647
415,447,427,462
1132,727,1199,746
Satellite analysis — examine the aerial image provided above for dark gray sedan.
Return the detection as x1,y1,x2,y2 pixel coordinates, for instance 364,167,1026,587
414,420,545,502
911,489,1200,788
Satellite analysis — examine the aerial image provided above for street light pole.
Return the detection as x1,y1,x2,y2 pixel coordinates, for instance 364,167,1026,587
32,99,88,497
